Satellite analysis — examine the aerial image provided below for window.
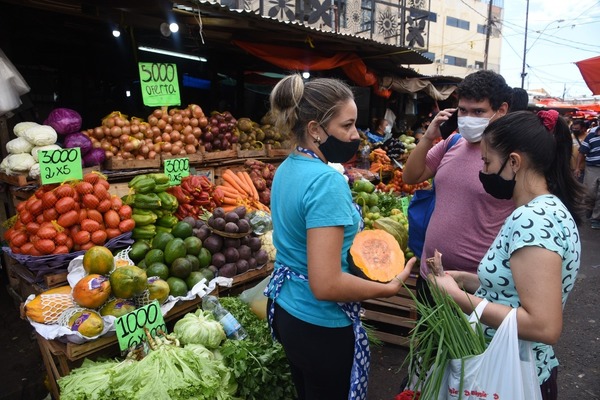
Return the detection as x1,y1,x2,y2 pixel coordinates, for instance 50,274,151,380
475,61,484,70
477,24,487,34
445,55,467,67
409,10,435,23
360,0,373,33
446,16,469,30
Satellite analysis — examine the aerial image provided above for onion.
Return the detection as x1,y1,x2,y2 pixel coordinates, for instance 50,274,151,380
192,127,202,138
171,131,181,142
110,126,122,138
157,119,167,130
184,134,195,145
148,150,156,159
172,123,183,132
169,108,177,116
130,124,139,134
101,141,111,151
153,109,163,119
136,155,145,160
119,134,130,144
105,151,114,158
171,144,181,154
185,144,196,154
210,126,219,136
182,125,193,136
104,117,115,128
103,126,111,137
163,124,173,134
151,126,161,137
111,138,120,147
93,127,104,139
210,117,219,126
172,114,183,125
140,145,150,155
183,116,190,126
133,132,144,140
148,116,158,126
190,118,199,127
161,132,171,142
93,141,102,149
198,117,208,128
162,142,172,153
153,143,161,152
115,117,126,127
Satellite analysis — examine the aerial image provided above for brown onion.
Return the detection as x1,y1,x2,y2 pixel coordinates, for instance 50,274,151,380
110,126,122,138
182,125,193,136
161,132,171,142
163,124,173,134
157,119,167,130
185,144,196,154
170,131,181,142
171,144,181,154
93,127,105,139
148,116,158,126
153,109,163,119
162,143,172,153
148,150,157,159
184,133,195,145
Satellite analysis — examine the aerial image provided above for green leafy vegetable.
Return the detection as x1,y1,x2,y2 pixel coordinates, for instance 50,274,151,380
173,308,226,349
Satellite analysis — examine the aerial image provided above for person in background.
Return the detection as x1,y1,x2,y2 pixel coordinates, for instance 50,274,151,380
374,117,391,138
431,110,588,400
402,70,514,303
412,117,431,143
509,87,530,112
264,74,414,400
570,119,587,182
575,121,600,229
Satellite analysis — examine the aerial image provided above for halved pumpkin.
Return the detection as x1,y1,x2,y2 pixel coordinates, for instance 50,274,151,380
349,229,405,282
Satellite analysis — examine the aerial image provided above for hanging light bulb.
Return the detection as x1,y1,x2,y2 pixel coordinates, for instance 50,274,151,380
302,71,310,79
112,27,121,37
169,22,179,33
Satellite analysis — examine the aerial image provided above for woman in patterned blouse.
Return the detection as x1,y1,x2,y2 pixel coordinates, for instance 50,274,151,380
430,110,589,400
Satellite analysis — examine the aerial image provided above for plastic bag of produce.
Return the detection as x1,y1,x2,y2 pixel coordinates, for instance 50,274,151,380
239,274,271,319
5,153,35,173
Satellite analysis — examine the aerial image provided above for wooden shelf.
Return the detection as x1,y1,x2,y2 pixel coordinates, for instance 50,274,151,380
104,157,161,170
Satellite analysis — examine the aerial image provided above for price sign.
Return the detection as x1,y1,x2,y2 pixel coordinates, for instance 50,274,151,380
138,62,181,107
164,157,190,186
115,300,166,351
39,148,83,184
401,196,410,217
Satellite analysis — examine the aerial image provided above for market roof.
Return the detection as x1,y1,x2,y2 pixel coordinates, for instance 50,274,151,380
2,0,431,76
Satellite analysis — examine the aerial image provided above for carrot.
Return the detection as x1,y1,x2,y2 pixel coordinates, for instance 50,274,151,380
234,171,253,196
220,205,237,213
216,185,242,198
242,171,259,201
222,170,246,194
221,196,239,206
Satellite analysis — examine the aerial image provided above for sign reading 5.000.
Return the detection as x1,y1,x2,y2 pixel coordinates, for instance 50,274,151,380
138,62,181,107
38,148,83,185
164,157,190,186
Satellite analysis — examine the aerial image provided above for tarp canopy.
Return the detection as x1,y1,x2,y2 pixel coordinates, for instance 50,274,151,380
575,55,600,95
379,76,458,100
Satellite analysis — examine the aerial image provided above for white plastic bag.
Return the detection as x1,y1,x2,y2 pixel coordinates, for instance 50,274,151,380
437,304,542,400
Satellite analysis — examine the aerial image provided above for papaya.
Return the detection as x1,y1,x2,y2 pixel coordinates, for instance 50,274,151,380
72,274,112,309
147,276,170,304
68,309,105,338
373,217,409,251
82,246,115,275
100,298,137,317
349,229,405,282
24,286,74,324
110,265,148,298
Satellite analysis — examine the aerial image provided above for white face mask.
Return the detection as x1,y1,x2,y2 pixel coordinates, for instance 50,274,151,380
457,114,496,143
384,125,392,135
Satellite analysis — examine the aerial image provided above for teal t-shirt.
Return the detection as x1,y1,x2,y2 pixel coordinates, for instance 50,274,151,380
475,194,580,384
268,154,361,327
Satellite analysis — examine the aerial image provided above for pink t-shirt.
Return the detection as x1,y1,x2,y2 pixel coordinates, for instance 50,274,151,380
420,136,514,278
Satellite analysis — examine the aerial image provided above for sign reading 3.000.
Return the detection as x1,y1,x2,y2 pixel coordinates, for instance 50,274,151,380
138,62,181,107
164,157,190,186
39,148,83,184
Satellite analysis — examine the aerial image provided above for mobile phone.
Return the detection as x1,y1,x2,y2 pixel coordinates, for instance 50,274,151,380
439,110,458,139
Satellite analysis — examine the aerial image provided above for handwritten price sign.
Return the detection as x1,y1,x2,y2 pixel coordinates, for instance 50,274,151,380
164,157,190,186
138,62,181,107
115,301,166,351
39,148,83,184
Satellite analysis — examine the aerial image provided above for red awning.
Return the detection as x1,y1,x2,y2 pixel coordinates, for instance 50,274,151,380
575,55,600,95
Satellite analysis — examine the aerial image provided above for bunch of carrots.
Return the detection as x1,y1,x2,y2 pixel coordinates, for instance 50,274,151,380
213,169,271,213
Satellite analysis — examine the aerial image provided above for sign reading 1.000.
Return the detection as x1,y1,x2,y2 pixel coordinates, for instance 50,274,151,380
38,148,83,185
138,62,181,107
115,300,166,351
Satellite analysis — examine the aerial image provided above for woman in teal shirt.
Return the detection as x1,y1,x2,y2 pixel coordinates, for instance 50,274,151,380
264,74,415,400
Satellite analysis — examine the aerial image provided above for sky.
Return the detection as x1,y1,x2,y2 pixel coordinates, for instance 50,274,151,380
499,0,600,100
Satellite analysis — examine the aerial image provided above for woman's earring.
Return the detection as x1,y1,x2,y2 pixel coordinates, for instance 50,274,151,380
313,136,321,144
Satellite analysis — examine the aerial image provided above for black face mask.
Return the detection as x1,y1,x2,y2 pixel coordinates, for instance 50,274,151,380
318,126,360,163
479,157,516,200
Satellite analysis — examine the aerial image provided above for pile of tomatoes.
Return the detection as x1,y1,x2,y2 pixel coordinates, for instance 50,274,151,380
4,172,134,256
376,170,431,195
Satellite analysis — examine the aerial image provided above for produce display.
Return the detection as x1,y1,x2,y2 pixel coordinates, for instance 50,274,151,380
242,159,276,206
4,172,135,255
57,297,295,400
1,121,59,178
376,169,431,195
214,168,271,212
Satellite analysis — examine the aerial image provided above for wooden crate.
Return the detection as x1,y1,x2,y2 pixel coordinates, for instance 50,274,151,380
200,146,238,163
219,262,273,297
360,267,420,347
108,181,131,198
0,171,37,186
104,157,161,170
237,146,267,159
265,144,291,159
161,152,203,165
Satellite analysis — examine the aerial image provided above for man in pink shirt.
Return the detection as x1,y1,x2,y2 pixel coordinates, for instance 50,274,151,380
403,70,514,297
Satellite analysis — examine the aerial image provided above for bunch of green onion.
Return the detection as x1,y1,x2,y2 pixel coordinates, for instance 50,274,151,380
404,280,489,399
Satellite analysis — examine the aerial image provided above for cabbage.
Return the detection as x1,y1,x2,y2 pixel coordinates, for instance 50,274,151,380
28,163,40,179
31,144,62,162
44,108,82,135
173,309,225,349
13,121,39,137
0,157,8,174
6,137,34,154
63,132,92,155
22,125,57,146
5,153,36,173
82,148,106,167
